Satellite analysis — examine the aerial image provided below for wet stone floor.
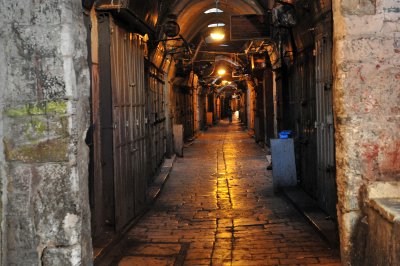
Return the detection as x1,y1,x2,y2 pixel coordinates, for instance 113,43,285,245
102,119,341,266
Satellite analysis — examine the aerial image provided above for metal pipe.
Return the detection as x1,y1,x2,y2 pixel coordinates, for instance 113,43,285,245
191,39,205,64
198,51,246,55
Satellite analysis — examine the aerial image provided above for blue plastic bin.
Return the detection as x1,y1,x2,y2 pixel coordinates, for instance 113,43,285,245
279,130,292,139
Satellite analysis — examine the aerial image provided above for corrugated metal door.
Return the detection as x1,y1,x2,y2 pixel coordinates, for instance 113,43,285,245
255,81,265,143
315,20,336,218
146,63,166,178
186,90,194,139
288,51,317,197
110,18,147,231
300,52,317,197
175,87,194,140
263,68,274,143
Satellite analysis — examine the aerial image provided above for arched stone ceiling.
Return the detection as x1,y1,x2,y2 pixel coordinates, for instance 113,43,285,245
170,0,264,42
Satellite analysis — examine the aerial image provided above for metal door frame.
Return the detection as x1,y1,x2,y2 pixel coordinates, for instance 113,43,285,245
315,16,337,219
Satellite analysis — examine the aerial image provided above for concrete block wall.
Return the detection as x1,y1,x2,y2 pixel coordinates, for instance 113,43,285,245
333,0,400,264
0,0,92,265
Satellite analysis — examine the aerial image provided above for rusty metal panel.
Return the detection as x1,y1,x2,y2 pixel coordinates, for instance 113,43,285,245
146,62,166,178
109,17,147,231
315,18,336,219
96,0,159,30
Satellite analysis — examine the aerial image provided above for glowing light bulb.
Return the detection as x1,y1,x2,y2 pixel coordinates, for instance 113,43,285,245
210,32,225,40
217,69,226,76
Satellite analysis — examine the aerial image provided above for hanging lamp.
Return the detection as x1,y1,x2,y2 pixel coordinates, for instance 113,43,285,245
210,0,225,41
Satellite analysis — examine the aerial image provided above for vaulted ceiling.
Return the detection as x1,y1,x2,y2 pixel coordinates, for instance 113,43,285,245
164,0,270,82
95,0,325,87
171,0,264,41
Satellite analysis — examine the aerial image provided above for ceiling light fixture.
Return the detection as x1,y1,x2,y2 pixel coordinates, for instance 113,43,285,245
209,0,225,41
204,7,223,14
208,23,225,28
210,30,225,41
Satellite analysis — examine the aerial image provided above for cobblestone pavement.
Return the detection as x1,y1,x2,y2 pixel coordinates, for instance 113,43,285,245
104,119,341,266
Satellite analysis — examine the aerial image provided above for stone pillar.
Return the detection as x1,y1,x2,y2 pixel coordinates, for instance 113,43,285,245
332,0,400,264
0,0,92,265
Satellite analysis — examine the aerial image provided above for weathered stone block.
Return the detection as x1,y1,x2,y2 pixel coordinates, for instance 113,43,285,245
336,124,399,182
42,245,82,266
8,164,32,192
13,25,61,58
336,66,400,120
341,37,397,62
367,182,400,198
31,1,62,26
6,216,38,256
341,0,376,15
381,4,400,22
7,192,30,216
4,138,68,163
0,0,33,25
32,164,81,246
6,115,68,146
4,23,66,101
5,101,67,117
5,163,85,265
341,15,384,37
7,250,38,266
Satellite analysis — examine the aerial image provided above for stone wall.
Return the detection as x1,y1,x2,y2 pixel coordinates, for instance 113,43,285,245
0,0,92,265
332,0,400,264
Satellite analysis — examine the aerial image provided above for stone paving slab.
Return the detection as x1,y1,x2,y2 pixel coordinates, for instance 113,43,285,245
100,119,341,265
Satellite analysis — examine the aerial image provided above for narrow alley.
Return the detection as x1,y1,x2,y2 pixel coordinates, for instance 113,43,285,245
1,0,399,265
100,117,340,265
